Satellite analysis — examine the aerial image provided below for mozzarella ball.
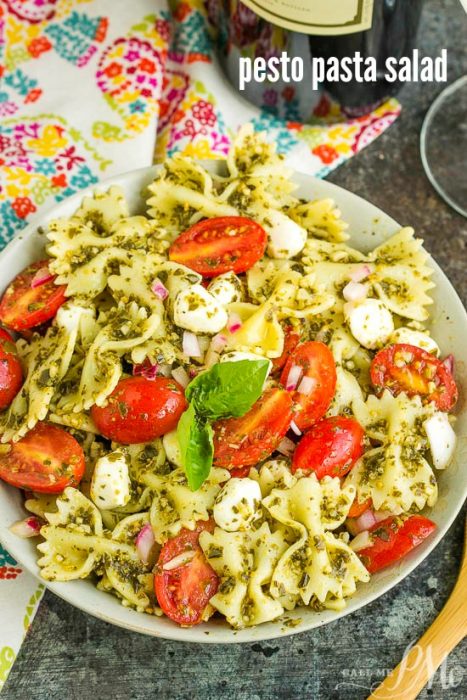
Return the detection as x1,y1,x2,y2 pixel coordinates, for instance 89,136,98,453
389,327,439,355
90,451,131,510
208,272,243,306
264,210,307,259
174,284,228,334
344,299,394,349
423,413,456,470
163,430,183,468
213,478,262,532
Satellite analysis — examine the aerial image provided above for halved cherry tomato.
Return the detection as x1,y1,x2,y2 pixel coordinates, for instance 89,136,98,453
292,416,364,478
271,326,301,373
347,496,372,519
0,260,67,331
91,376,187,444
168,216,267,277
154,520,218,626
370,343,458,411
0,328,23,410
357,515,436,574
213,388,293,469
229,465,252,478
0,422,85,493
280,341,337,431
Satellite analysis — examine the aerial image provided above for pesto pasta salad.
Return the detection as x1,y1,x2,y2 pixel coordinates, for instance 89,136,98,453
0,128,458,629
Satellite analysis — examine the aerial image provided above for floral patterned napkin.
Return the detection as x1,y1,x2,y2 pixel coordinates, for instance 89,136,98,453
0,0,400,690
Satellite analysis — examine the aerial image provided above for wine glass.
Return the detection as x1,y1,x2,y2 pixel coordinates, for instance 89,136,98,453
420,74,467,218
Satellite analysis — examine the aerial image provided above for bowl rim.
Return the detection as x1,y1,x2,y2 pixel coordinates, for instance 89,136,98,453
0,163,466,644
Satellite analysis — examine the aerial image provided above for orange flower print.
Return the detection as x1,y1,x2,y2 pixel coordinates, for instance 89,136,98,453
11,197,37,219
139,57,156,74
25,88,42,103
27,36,52,58
312,144,339,164
103,61,122,78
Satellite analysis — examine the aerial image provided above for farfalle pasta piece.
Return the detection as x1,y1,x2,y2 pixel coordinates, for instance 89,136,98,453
345,391,438,513
72,185,129,232
288,198,349,243
1,303,88,442
369,228,435,321
263,476,368,609
38,488,143,583
200,523,288,628
145,467,230,543
105,512,155,610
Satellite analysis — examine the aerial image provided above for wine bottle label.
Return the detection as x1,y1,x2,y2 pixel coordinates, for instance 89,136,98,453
240,0,374,35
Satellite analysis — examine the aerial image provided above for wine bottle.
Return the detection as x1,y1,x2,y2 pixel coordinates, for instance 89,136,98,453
206,0,424,117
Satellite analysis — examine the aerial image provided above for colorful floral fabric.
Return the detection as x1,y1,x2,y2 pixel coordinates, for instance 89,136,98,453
0,0,400,691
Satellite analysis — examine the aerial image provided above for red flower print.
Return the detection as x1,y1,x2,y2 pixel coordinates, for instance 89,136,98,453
156,19,171,42
174,2,191,21
95,17,109,42
25,88,42,103
0,566,23,580
56,146,85,171
103,61,122,78
313,94,331,118
11,197,37,219
312,144,339,165
139,57,156,74
52,173,67,188
27,36,52,58
191,100,216,127
173,109,185,124
282,86,295,102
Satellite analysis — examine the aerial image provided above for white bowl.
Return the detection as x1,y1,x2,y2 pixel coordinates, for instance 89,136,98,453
0,165,466,643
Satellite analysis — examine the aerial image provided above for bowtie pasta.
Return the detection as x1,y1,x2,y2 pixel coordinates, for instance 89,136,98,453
1,128,458,631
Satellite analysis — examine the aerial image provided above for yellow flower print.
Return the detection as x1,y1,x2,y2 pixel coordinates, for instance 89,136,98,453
182,139,217,159
26,125,67,157
5,167,33,187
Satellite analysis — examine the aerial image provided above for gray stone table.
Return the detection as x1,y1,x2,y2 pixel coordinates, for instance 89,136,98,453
3,0,466,698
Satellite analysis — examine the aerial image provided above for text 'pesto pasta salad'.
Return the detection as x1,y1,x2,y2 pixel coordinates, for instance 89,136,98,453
0,128,458,629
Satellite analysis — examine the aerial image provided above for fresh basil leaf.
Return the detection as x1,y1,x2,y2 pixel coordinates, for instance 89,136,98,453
186,359,269,421
177,403,214,492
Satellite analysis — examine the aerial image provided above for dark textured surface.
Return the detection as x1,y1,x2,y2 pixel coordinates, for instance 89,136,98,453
3,1,467,698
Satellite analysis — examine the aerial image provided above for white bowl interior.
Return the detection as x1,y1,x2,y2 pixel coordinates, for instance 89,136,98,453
0,166,466,643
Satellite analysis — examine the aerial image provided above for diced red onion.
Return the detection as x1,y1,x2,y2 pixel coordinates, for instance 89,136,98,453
9,516,42,538
286,364,302,391
30,267,54,289
297,375,316,396
349,530,372,552
277,436,296,457
442,354,455,374
348,509,378,535
171,366,190,389
350,265,371,283
373,510,392,523
135,523,156,566
151,277,169,300
211,333,227,353
163,549,196,571
133,361,158,380
227,313,242,334
343,281,368,302
290,420,302,436
183,331,201,357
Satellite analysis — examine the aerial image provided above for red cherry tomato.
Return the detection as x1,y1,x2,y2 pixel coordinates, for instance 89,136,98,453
347,497,372,519
280,341,337,431
0,260,67,331
0,423,85,493
0,328,23,409
357,515,436,574
370,343,458,411
213,388,293,469
154,520,218,626
271,326,301,373
229,465,252,478
292,416,364,478
168,216,267,277
91,376,187,444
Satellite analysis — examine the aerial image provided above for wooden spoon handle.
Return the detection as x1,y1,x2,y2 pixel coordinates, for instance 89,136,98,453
368,590,466,700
